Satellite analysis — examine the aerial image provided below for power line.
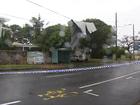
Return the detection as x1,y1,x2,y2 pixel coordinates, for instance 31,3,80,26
26,0,71,20
0,13,29,21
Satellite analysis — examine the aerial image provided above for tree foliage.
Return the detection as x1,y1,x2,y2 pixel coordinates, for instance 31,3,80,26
21,24,33,41
105,47,125,58
82,19,112,58
119,36,133,54
0,16,113,58
0,24,12,49
30,16,44,41
36,24,71,51
119,35,140,55
10,24,22,41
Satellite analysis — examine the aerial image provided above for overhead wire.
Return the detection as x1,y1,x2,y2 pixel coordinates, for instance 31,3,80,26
0,0,72,23
0,13,29,21
0,0,72,25
26,0,71,20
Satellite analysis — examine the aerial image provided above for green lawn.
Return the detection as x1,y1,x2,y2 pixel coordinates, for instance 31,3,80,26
0,64,40,69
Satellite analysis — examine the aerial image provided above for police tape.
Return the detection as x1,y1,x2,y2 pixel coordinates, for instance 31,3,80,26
0,61,140,75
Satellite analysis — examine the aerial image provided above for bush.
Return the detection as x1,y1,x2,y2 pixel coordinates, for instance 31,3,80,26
105,47,125,59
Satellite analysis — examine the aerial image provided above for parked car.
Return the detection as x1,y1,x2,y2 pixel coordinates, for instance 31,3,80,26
71,54,88,62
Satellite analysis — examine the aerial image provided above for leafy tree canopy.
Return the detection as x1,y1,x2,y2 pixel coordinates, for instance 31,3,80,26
81,18,112,58
36,24,71,51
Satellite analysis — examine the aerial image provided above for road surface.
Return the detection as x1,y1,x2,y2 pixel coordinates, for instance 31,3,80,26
0,63,140,105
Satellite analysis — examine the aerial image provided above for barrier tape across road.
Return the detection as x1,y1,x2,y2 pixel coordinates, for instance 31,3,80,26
0,61,140,75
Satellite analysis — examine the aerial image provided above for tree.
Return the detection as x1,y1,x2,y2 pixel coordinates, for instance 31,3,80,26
0,24,12,49
82,19,112,58
105,47,125,58
10,24,22,42
119,35,140,55
21,24,33,42
0,36,9,49
119,36,133,55
30,15,44,42
36,24,71,51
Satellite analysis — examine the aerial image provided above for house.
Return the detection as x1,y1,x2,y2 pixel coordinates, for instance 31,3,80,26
68,20,96,49
68,20,96,61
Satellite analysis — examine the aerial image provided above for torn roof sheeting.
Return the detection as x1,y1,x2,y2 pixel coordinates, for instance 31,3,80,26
86,22,97,33
72,20,97,34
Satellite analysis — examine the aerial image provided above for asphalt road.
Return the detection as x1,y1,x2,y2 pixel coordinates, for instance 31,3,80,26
0,63,140,105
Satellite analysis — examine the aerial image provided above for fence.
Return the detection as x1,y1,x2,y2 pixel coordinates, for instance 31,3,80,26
0,50,27,64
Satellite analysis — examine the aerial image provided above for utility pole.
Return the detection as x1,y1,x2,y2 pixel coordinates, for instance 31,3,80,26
115,12,118,60
133,24,135,60
0,23,2,37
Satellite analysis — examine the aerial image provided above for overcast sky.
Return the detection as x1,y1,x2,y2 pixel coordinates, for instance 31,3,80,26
0,0,140,38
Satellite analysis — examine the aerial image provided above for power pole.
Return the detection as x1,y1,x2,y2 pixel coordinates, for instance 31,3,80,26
0,23,2,37
115,12,118,60
133,24,135,60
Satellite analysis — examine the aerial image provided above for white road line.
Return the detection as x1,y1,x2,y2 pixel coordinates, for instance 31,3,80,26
46,70,95,78
79,70,140,89
83,89,99,97
46,73,73,78
85,92,99,97
84,89,93,93
126,76,133,79
0,101,21,105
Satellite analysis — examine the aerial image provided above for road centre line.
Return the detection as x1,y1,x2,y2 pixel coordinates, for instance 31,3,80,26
79,70,140,89
0,101,21,105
